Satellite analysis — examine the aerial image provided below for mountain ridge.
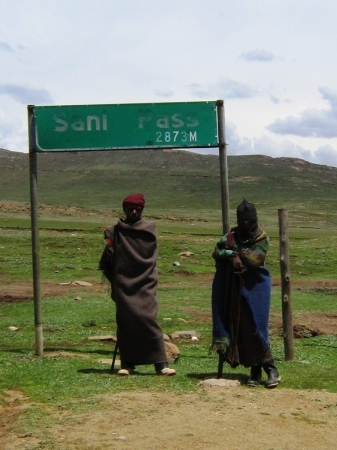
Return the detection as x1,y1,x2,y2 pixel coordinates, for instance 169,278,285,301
1,148,336,222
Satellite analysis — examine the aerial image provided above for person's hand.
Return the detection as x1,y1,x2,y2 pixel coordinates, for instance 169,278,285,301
232,255,243,272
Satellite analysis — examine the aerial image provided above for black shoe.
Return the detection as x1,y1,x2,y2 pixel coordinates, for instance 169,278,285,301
263,360,280,388
246,365,261,387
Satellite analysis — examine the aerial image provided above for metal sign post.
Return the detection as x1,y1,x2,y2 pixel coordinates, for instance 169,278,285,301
28,100,229,355
215,99,230,378
216,100,230,232
28,105,43,356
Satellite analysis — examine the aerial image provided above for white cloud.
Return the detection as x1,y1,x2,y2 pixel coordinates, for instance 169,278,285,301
311,144,337,167
196,122,337,168
189,78,258,100
0,109,26,152
154,89,174,98
239,49,275,62
0,84,53,105
1,0,337,170
269,95,280,104
0,41,14,52
267,87,337,138
228,126,337,168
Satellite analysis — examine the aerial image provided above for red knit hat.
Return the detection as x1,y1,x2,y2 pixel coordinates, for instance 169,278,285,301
122,193,145,208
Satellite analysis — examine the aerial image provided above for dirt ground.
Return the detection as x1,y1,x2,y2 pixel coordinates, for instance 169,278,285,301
1,279,337,449
1,386,337,450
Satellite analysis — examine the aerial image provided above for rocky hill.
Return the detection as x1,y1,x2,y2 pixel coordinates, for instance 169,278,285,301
1,148,336,222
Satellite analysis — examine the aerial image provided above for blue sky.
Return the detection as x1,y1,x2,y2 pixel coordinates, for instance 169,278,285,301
1,0,337,167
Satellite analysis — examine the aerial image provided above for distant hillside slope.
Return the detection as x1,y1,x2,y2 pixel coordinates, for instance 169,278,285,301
1,148,337,220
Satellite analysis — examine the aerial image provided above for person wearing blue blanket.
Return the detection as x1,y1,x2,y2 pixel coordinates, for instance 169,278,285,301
210,199,280,388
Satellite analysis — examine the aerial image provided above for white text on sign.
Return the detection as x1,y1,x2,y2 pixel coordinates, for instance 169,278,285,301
138,111,199,129
156,131,197,143
54,114,108,132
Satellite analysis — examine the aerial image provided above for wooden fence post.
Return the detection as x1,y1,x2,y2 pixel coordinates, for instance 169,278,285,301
278,209,294,360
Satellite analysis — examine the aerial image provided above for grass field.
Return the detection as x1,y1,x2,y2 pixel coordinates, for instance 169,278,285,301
1,204,337,408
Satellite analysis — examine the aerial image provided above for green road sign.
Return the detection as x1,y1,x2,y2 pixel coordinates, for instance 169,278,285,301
34,101,218,152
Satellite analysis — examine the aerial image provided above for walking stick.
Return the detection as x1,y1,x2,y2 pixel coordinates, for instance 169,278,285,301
111,341,118,373
217,351,224,379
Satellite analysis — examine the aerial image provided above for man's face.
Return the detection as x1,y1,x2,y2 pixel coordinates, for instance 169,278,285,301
237,218,257,230
124,204,143,223
237,217,258,239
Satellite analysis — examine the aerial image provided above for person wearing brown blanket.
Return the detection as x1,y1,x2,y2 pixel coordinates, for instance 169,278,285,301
99,193,176,376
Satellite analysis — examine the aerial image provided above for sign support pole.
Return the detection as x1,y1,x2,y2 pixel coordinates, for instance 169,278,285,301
28,105,43,356
216,100,230,233
216,100,230,378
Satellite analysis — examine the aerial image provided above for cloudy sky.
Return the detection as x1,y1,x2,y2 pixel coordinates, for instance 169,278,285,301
1,0,337,167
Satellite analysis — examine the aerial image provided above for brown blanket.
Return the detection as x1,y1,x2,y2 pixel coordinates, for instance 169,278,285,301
101,219,167,366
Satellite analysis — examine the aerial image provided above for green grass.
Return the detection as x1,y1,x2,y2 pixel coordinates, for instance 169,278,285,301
1,207,337,406
1,150,337,225
1,294,337,403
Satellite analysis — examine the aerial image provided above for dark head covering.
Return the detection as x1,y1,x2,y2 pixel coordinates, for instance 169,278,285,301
122,193,145,209
236,199,258,239
236,199,257,222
